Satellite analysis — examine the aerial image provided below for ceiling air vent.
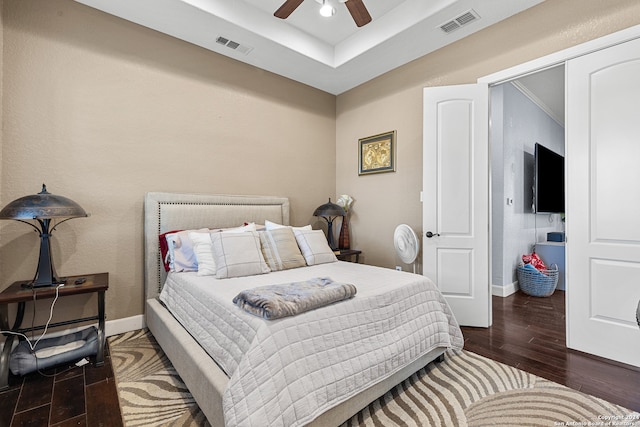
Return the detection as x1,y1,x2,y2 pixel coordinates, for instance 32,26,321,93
439,9,480,34
216,36,253,55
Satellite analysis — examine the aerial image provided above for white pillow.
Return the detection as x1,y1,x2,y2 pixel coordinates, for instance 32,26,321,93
211,231,271,279
165,222,256,274
184,224,258,276
165,228,209,272
189,232,217,276
265,219,312,231
223,223,258,233
293,229,338,265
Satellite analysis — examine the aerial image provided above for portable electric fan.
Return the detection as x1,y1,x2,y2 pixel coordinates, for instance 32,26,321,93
393,224,420,273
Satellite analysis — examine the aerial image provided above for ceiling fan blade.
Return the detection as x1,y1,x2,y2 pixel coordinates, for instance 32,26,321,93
274,0,305,19
345,0,372,27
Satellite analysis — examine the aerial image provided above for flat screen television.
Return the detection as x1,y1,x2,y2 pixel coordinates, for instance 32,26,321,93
534,143,565,213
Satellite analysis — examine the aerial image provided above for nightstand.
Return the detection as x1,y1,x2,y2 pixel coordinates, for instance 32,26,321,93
0,272,108,390
336,249,362,263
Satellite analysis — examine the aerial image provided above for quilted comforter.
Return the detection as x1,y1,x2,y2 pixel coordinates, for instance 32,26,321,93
159,262,463,427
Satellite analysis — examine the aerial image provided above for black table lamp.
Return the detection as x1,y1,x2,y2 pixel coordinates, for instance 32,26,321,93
0,184,87,288
313,198,346,250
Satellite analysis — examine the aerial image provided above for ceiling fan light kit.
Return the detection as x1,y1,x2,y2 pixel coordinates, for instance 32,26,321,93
274,0,372,27
319,1,336,18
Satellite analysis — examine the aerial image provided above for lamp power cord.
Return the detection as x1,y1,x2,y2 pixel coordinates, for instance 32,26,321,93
0,283,79,377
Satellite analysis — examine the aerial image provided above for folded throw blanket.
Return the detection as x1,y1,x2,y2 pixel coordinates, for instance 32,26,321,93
233,277,357,320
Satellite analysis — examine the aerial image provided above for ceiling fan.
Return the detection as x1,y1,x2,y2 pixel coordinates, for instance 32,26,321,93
274,0,372,28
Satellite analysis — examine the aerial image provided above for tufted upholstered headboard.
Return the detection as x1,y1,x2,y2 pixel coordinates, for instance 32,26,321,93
143,192,290,300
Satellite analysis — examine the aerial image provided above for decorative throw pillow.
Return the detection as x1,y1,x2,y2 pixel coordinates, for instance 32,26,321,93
211,231,271,279
259,228,307,271
165,228,209,272
293,229,338,265
265,220,312,231
159,229,182,272
189,232,217,276
188,224,263,276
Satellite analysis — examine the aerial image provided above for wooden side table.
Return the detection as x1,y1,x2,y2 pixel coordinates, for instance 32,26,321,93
0,272,108,390
336,249,362,263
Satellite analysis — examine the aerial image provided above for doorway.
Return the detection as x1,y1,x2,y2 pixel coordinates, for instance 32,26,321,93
424,27,640,366
490,65,566,299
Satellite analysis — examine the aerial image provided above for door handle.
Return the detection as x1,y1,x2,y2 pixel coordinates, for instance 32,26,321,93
425,231,440,238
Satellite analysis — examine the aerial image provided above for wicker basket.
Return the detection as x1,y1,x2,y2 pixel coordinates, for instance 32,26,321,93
517,264,559,297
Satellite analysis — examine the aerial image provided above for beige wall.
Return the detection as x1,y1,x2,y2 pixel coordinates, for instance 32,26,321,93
336,0,640,269
0,0,335,324
2,0,640,326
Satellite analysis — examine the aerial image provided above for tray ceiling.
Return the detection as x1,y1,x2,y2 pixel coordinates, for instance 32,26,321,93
74,0,544,94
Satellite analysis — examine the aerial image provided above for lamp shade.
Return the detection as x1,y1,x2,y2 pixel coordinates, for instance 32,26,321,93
0,184,87,220
0,184,87,288
313,198,346,218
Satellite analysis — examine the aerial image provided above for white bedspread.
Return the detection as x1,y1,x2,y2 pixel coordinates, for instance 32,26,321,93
159,261,463,427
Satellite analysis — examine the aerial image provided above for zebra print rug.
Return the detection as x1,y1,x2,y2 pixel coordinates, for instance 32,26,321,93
108,329,637,426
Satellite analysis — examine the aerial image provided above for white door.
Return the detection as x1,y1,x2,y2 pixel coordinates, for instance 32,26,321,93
566,38,640,367
423,84,491,327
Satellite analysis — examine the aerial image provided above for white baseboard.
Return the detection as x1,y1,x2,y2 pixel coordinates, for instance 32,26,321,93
492,281,519,297
105,315,146,337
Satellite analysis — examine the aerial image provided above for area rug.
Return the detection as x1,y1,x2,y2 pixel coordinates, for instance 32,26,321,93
109,329,637,427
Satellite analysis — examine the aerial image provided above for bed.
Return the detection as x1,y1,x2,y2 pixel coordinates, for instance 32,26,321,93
144,192,463,427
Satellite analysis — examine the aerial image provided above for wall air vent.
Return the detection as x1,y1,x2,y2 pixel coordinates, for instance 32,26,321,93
439,9,480,34
215,36,253,55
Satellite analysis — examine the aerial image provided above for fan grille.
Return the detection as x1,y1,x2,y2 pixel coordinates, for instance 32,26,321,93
394,224,419,265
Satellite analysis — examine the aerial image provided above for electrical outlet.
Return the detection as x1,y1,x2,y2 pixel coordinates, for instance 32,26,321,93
395,266,402,271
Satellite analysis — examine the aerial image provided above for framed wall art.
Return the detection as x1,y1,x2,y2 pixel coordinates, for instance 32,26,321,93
358,130,396,175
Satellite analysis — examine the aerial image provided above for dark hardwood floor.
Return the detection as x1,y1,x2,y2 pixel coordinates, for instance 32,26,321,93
462,290,640,412
0,342,122,427
1,290,638,425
